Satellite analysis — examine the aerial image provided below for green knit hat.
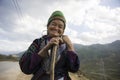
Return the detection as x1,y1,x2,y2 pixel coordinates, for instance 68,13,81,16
47,11,66,29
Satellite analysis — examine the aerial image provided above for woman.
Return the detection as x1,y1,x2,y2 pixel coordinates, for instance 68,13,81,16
19,10,80,80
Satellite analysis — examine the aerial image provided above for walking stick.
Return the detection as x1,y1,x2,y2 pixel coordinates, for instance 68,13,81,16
50,45,58,80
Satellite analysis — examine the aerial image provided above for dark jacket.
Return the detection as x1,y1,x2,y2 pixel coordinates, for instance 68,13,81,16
19,35,80,80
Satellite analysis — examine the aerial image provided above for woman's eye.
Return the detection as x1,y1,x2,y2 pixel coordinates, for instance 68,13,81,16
51,23,56,26
59,25,64,29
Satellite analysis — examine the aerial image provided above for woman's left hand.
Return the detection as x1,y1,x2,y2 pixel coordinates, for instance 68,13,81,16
62,35,75,51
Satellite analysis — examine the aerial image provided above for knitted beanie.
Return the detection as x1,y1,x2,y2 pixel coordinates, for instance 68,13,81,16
47,11,66,29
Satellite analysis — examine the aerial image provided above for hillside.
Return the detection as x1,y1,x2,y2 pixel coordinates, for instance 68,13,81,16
74,40,120,80
0,54,18,61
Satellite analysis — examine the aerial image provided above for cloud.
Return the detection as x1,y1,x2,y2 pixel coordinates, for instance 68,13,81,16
82,5,120,44
64,1,120,45
0,39,30,53
0,0,120,54
100,0,120,8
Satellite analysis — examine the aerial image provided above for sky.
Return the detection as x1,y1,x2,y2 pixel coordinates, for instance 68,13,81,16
0,0,120,54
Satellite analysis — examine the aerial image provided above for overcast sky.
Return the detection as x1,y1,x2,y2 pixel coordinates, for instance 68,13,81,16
0,0,120,54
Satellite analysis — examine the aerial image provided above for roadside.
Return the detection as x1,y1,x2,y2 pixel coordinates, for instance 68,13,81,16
0,61,89,80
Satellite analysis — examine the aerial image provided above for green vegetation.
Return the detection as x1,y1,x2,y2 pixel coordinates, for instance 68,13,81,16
75,40,120,80
0,54,18,61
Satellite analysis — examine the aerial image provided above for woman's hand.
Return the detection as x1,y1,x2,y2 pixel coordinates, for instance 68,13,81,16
62,35,75,51
38,37,63,57
47,37,63,47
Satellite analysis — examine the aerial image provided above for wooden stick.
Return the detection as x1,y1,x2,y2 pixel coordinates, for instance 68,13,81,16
50,45,58,80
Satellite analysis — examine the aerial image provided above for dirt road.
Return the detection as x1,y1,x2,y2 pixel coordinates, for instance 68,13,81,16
0,61,88,80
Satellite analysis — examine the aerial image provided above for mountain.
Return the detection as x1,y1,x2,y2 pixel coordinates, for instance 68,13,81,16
14,51,25,57
74,40,120,80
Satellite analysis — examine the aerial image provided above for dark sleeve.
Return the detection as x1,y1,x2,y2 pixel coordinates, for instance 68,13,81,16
66,51,80,72
19,39,43,74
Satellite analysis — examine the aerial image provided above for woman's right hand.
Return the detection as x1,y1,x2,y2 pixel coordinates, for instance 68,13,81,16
38,37,63,57
47,37,63,48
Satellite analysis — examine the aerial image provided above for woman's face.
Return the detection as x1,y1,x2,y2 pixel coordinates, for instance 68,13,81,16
47,19,65,37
